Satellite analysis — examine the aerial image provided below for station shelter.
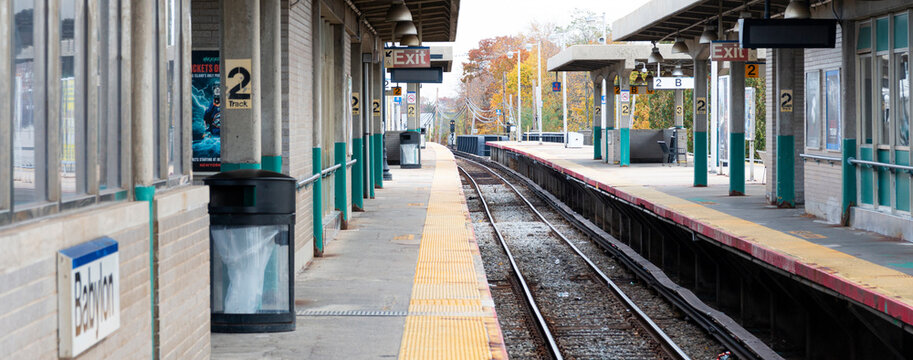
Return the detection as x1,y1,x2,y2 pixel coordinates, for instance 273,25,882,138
1,0,458,358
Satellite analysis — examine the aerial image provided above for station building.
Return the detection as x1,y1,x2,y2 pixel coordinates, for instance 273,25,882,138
1,0,457,358
602,0,913,240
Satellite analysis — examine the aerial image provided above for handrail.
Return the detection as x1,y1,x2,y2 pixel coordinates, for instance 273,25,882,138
847,157,913,173
800,153,841,162
296,160,354,191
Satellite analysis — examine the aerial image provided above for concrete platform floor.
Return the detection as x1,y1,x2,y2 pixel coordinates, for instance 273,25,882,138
211,149,438,359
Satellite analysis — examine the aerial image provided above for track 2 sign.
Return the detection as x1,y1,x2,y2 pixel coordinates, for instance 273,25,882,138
225,59,252,109
653,77,694,90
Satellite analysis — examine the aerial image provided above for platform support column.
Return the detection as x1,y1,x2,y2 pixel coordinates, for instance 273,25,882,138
260,0,281,172
840,24,858,224
619,69,632,167
220,0,261,171
776,49,796,208
730,61,746,196
604,71,616,164
374,61,386,187
593,76,603,160
693,58,709,186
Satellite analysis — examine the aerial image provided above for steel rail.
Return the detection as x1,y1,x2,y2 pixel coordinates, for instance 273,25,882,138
459,156,690,360
457,165,564,360
457,150,775,360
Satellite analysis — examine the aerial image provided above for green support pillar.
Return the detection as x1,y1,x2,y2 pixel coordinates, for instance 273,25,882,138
842,139,857,224
373,133,383,189
593,126,602,160
312,148,324,255
620,128,630,166
694,131,708,186
352,137,364,210
366,135,374,198
334,142,348,221
134,185,156,359
730,133,745,195
776,136,795,207
261,156,282,172
221,162,261,171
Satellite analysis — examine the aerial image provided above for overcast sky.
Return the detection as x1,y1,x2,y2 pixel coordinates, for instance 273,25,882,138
419,0,650,98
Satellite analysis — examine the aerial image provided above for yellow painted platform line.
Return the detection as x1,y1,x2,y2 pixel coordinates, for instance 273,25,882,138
399,144,507,360
499,142,913,321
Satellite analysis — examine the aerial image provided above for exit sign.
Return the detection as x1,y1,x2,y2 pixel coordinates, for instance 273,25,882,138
711,41,757,62
384,47,431,68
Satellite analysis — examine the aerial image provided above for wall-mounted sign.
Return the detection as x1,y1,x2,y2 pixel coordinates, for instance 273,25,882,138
351,92,360,115
372,99,381,115
745,62,763,78
392,87,402,96
407,104,416,116
619,90,630,102
384,47,431,68
621,103,631,116
614,85,620,95
191,50,221,172
653,77,694,89
407,91,416,104
710,41,757,62
696,97,707,115
780,89,793,112
58,237,120,358
225,58,252,109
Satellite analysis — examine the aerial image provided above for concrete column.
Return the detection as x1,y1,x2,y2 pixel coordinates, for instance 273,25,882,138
373,61,385,189
693,59,709,186
619,69,632,166
840,21,858,224
605,72,616,164
776,49,796,207
311,6,324,254
592,76,602,160
333,30,347,225
220,1,261,171
730,61,746,196
407,83,419,131
674,88,684,164
132,0,156,187
259,0,281,172
351,52,366,211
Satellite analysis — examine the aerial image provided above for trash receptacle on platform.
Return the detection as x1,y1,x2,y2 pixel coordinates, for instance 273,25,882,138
400,131,421,169
204,170,296,333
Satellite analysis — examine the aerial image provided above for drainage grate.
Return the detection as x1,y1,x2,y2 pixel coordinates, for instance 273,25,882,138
296,310,408,317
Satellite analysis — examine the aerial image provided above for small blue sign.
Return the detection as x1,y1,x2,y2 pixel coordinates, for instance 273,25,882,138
496,109,502,116
552,81,561,92
394,96,402,103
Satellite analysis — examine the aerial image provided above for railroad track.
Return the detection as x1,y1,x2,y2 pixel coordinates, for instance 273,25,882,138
458,157,690,360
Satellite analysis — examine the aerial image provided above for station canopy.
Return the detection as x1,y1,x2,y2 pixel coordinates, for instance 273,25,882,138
547,43,692,73
353,0,460,42
613,0,807,41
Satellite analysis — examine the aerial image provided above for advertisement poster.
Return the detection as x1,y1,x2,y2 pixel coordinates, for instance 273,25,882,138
191,50,221,171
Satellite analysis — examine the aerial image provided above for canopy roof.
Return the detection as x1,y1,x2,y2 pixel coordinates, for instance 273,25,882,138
547,43,692,72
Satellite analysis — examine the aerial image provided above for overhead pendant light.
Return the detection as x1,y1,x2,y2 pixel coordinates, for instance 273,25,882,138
647,44,664,64
672,63,684,77
671,37,689,54
394,21,418,37
784,0,811,19
400,34,420,46
385,2,413,22
699,25,718,44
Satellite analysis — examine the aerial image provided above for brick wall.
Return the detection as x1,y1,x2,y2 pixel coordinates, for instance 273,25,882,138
288,0,315,269
154,186,210,359
190,0,219,49
803,26,845,223
0,202,152,359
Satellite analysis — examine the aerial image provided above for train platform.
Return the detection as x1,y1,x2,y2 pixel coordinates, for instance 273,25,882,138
210,143,505,359
488,141,913,328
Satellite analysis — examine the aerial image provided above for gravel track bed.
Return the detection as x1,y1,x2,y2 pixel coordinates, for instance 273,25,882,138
463,179,548,359
460,161,668,359
482,159,728,360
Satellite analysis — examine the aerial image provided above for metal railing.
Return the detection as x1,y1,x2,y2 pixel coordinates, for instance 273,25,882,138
800,153,841,163
296,159,357,190
847,157,913,173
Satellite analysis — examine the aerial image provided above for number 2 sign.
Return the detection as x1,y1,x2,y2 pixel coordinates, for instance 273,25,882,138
225,59,252,109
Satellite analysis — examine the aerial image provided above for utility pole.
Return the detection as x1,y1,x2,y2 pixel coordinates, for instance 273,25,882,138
537,40,542,145
517,50,522,142
563,71,567,147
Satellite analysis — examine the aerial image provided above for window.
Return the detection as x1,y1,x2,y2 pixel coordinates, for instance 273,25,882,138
805,71,821,149
897,53,910,147
879,54,891,145
98,0,122,191
13,0,46,205
861,56,874,144
825,70,841,150
165,0,182,177
60,0,84,197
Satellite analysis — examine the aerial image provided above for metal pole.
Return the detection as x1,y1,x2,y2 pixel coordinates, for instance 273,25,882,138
563,71,567,147
537,41,542,145
517,50,522,142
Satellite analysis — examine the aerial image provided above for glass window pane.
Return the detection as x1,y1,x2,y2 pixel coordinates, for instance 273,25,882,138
60,0,84,197
879,54,891,145
897,53,910,147
98,0,121,190
896,14,909,49
13,0,43,205
166,0,181,176
858,24,872,51
826,70,842,150
862,56,873,144
805,71,821,149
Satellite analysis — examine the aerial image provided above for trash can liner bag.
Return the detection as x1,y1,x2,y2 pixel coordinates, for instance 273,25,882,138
212,225,281,313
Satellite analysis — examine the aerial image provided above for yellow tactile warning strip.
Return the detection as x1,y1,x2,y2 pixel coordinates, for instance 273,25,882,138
494,142,913,325
399,143,508,360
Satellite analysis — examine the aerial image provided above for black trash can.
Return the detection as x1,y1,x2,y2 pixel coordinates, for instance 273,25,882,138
400,131,421,169
204,169,296,333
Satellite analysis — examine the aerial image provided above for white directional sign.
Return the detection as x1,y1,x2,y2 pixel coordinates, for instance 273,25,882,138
653,77,694,90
